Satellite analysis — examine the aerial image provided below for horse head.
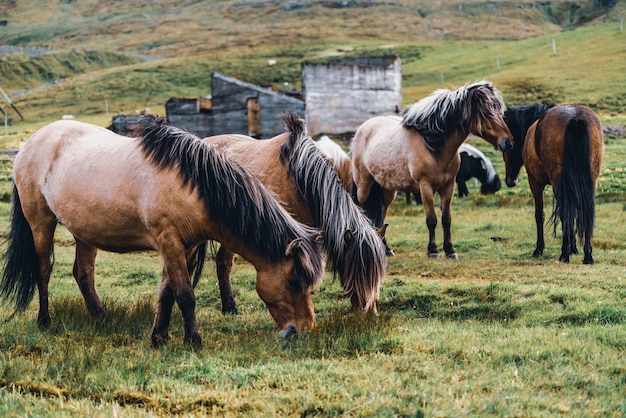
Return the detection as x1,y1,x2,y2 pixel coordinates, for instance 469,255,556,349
502,103,553,187
467,81,514,152
254,234,324,338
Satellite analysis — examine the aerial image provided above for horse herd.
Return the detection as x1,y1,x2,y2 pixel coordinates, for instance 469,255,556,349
0,80,604,348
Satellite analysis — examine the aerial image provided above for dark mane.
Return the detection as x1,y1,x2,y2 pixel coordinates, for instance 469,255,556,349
504,103,554,152
278,113,386,311
402,80,506,153
131,115,324,290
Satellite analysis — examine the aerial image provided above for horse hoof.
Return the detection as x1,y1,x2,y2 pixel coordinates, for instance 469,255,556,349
428,253,440,259
583,257,594,265
185,333,203,349
151,333,168,348
222,306,240,315
446,253,459,260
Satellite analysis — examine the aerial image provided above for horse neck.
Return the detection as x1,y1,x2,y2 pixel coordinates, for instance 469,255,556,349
439,129,470,161
210,227,270,271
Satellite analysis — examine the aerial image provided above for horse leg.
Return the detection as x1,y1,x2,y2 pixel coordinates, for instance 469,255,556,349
559,220,571,263
73,239,107,320
457,178,469,198
32,223,56,329
419,186,439,258
381,188,397,256
216,245,239,314
440,183,458,259
152,239,201,348
528,179,545,258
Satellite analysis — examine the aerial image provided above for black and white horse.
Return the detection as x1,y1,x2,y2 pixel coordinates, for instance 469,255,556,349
456,142,502,197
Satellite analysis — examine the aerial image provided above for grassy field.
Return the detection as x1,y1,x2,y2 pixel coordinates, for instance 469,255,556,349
1,0,625,416
0,133,624,416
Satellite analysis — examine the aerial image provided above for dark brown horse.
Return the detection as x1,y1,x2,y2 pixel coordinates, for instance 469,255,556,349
0,116,325,347
203,115,387,316
503,104,604,264
351,80,513,259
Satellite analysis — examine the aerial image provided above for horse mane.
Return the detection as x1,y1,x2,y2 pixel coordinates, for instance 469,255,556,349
504,103,554,152
402,80,506,153
278,113,386,312
131,115,324,291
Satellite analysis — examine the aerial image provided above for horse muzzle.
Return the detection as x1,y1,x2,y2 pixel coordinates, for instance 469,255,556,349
497,138,514,152
505,177,518,187
279,324,298,339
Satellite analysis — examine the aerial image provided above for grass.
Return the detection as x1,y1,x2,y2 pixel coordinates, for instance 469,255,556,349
0,1,625,415
0,135,624,416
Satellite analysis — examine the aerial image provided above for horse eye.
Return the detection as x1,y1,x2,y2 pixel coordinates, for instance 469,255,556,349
287,280,301,291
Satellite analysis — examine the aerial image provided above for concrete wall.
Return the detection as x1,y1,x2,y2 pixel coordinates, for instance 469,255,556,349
302,56,402,135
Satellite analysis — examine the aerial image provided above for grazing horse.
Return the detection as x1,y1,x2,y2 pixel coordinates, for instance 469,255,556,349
503,104,604,264
456,142,502,197
0,116,325,347
351,80,513,258
203,114,387,316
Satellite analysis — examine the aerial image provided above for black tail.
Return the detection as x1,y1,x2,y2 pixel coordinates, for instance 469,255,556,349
0,184,41,314
351,181,386,228
191,242,207,288
550,119,595,245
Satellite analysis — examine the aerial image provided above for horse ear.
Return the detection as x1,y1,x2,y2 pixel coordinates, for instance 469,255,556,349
285,238,303,257
344,230,355,247
377,223,389,239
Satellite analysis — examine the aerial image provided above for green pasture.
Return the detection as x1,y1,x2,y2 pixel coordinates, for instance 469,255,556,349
0,134,624,416
0,1,625,415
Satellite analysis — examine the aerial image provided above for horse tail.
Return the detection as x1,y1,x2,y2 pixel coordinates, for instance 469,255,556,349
0,184,41,314
351,181,386,228
190,242,207,288
550,118,595,244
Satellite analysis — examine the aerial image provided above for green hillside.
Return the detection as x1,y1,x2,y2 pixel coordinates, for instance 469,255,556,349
0,0,625,131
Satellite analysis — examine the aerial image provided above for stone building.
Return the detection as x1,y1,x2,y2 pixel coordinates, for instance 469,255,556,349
162,56,402,138
301,56,402,135
166,72,305,139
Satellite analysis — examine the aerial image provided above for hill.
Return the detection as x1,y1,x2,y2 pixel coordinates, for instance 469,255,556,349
0,0,625,130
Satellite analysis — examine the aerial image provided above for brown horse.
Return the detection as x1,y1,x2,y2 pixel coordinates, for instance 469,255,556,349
503,104,604,264
0,116,325,347
203,114,387,316
351,80,513,258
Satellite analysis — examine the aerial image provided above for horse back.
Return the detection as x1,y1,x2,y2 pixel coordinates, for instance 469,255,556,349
523,105,603,185
203,133,313,222
352,116,437,192
14,120,206,252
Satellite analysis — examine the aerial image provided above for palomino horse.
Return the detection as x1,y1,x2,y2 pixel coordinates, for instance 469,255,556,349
0,115,325,347
351,80,513,258
503,104,604,264
203,114,387,316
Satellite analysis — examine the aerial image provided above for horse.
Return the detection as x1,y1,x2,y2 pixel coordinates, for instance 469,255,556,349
202,114,387,316
0,115,325,348
456,142,502,197
405,142,502,204
314,135,353,192
503,104,604,264
351,80,513,258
